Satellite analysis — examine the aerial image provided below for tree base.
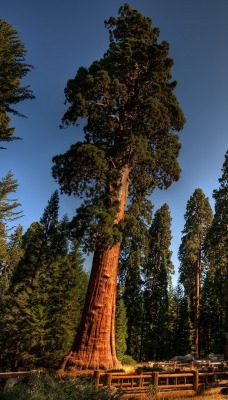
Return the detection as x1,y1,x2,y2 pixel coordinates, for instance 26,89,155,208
56,351,122,374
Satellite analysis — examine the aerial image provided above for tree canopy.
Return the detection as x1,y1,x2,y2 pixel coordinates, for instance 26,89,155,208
0,19,34,147
52,3,186,253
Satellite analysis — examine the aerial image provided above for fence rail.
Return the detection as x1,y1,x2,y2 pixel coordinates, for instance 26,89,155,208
94,369,228,398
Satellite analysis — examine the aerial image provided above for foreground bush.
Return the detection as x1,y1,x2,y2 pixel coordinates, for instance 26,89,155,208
0,373,122,400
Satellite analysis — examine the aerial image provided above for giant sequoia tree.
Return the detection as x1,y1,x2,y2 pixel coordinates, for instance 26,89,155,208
52,4,185,371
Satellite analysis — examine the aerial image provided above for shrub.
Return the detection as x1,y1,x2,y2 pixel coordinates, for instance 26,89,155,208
0,373,122,400
120,355,136,365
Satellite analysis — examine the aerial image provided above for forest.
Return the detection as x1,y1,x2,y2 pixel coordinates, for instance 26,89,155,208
0,4,227,375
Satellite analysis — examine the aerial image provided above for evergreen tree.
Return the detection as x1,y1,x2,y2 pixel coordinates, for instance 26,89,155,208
171,283,193,356
0,19,34,147
143,204,174,360
0,225,24,301
200,270,223,356
123,258,144,362
178,188,213,358
0,170,22,222
204,150,228,358
53,4,185,371
115,290,128,362
0,192,78,370
0,172,23,300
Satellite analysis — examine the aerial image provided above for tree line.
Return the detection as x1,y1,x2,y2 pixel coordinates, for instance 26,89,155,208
0,151,227,370
0,4,227,372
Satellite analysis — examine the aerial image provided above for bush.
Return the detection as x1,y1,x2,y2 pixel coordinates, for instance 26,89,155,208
120,355,136,365
0,373,122,400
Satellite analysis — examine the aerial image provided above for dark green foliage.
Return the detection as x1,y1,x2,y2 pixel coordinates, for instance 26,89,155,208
178,188,213,357
171,284,194,356
143,204,174,360
115,290,128,361
178,188,213,298
52,3,185,252
0,172,23,301
200,270,224,355
0,374,121,400
122,260,144,362
0,192,88,370
0,171,22,222
204,151,228,356
0,19,34,147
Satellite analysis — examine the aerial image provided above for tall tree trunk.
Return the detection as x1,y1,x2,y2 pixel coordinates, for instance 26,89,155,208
58,166,130,372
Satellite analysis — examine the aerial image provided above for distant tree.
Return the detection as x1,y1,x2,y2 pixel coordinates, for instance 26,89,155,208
0,171,23,301
200,270,223,356
118,198,151,362
178,188,213,358
0,19,34,147
122,255,144,362
0,170,22,222
172,283,193,356
204,150,228,359
0,225,24,301
143,204,174,359
52,4,185,371
115,290,128,362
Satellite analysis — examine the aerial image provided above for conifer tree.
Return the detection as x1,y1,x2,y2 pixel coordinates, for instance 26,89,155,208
0,170,22,222
200,270,223,356
0,19,34,147
204,151,228,358
178,188,213,358
172,283,193,356
53,4,185,371
115,290,128,362
0,192,79,370
122,258,144,362
143,204,174,359
0,172,23,301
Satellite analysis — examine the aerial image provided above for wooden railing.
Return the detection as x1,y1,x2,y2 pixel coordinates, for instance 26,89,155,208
94,369,228,398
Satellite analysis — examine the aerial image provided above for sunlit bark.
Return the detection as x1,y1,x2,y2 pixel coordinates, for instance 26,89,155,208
58,167,130,371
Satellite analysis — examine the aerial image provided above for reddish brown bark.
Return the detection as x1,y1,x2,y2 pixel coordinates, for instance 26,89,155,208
58,166,130,372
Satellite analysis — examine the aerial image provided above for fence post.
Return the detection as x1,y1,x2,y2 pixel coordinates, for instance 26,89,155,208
151,372,159,386
93,370,100,388
192,370,199,391
104,373,112,387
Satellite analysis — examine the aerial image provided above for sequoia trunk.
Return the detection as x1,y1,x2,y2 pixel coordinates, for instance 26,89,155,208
59,166,130,372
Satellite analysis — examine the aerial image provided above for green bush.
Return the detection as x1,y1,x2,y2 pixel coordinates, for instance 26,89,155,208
120,355,136,365
0,373,122,400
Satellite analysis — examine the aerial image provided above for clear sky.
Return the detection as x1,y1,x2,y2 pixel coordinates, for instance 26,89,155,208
1,1,227,282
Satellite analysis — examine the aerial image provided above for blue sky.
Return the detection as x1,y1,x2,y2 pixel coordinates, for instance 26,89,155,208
1,1,227,282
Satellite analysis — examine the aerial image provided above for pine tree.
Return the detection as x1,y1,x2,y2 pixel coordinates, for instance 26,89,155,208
172,283,193,356
178,188,213,358
204,151,228,359
0,172,23,300
200,270,223,356
0,19,34,147
0,192,74,369
143,204,174,360
53,4,185,371
115,289,128,363
0,170,22,222
123,258,144,362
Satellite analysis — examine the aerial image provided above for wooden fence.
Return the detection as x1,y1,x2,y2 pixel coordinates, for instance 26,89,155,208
94,369,228,398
